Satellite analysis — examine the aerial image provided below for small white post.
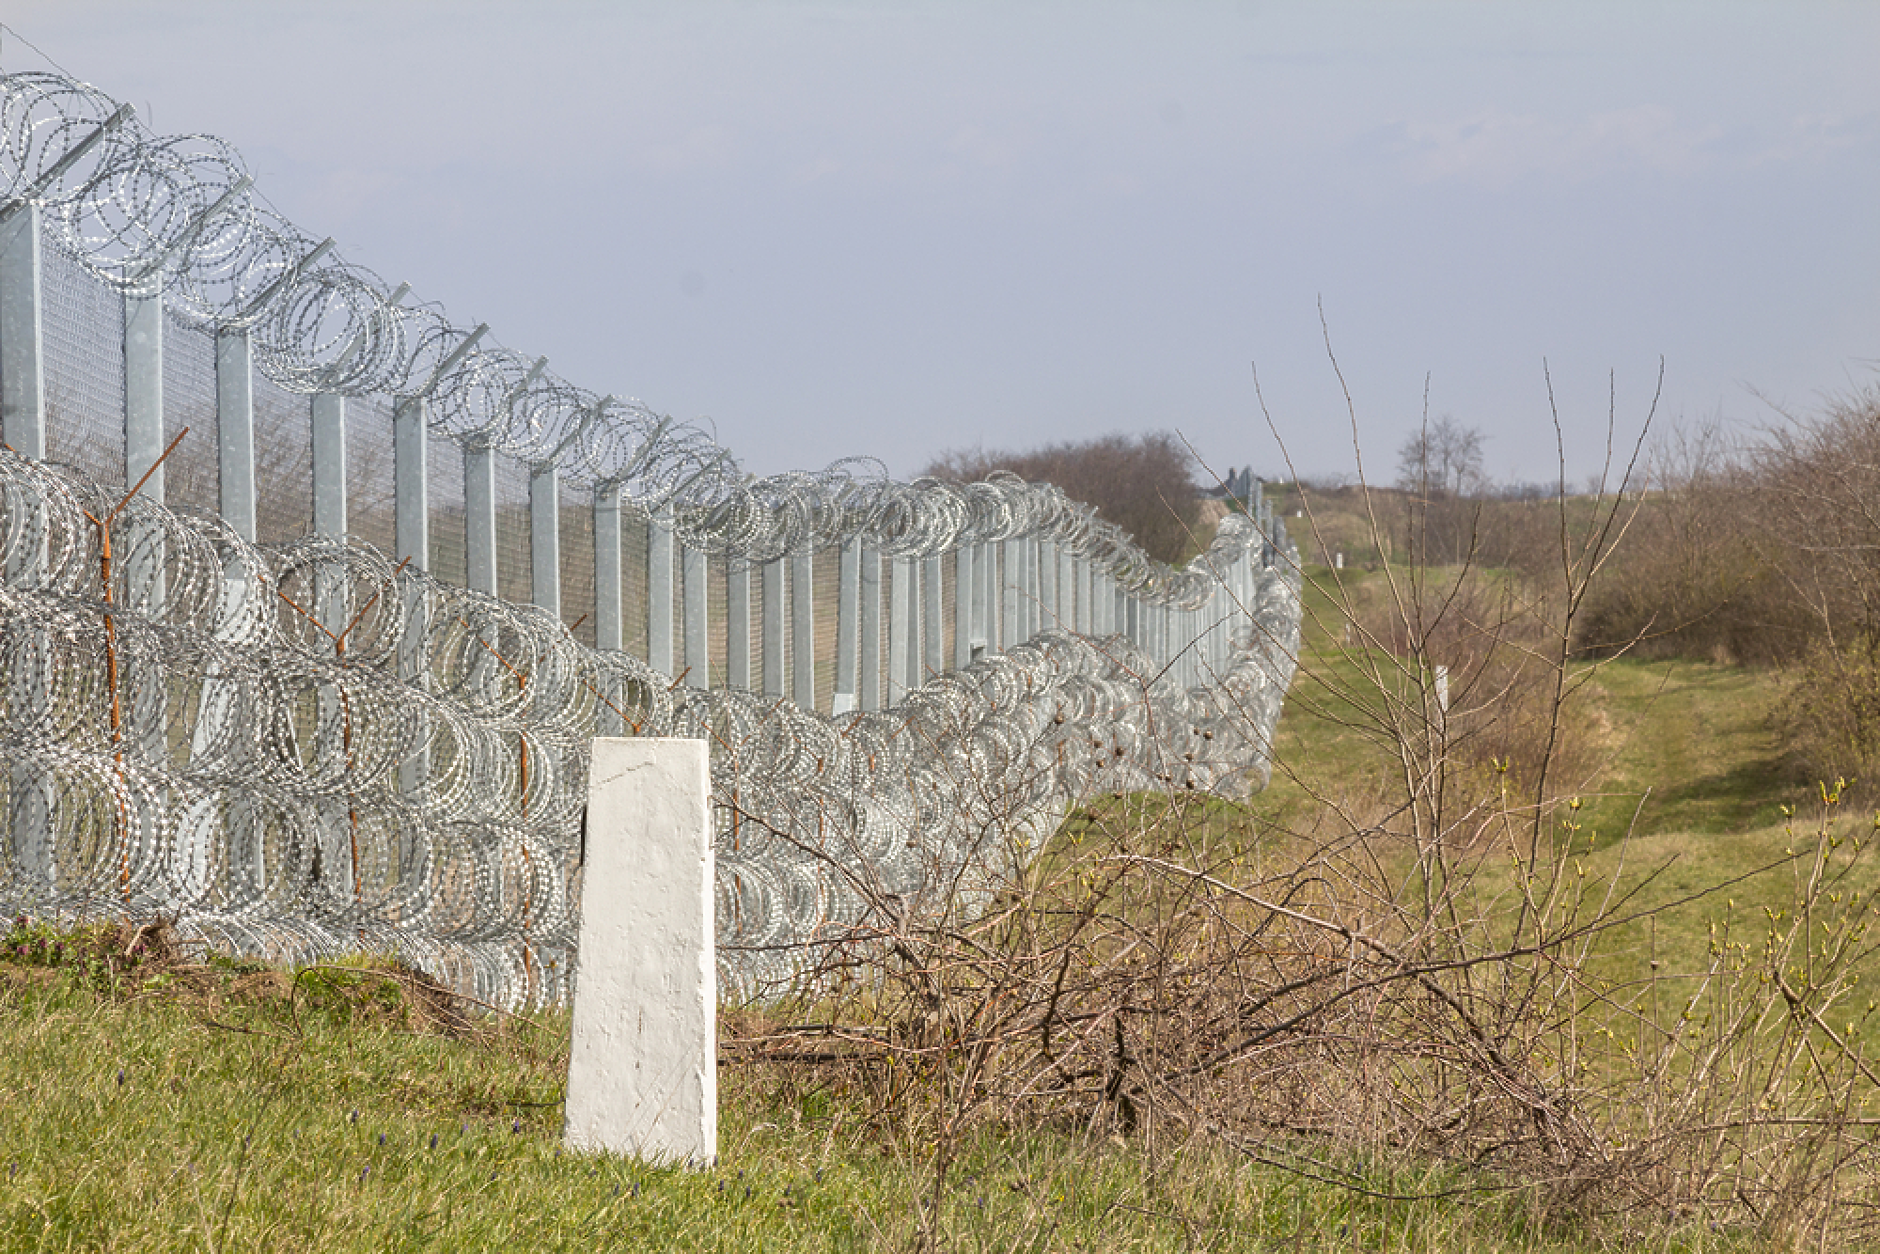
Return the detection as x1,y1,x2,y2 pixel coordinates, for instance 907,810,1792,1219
566,737,717,1167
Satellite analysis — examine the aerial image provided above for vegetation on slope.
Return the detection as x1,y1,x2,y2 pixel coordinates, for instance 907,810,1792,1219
13,392,1880,1250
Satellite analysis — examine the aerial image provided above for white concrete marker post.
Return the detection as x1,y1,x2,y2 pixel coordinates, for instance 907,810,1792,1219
565,737,717,1166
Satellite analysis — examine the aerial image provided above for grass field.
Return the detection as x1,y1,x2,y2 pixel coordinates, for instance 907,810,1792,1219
3,940,1668,1253
1,559,1862,1251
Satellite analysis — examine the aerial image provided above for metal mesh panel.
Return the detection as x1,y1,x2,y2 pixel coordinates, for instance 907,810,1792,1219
40,236,124,489
621,503,649,661
160,308,218,516
493,451,530,607
345,396,395,559
559,478,595,648
774,558,793,699
940,555,957,680
703,553,727,689
426,429,467,585
813,542,839,712
251,375,311,544
742,562,761,690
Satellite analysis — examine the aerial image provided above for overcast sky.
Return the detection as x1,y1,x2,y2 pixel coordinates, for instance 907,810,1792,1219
5,2,1876,488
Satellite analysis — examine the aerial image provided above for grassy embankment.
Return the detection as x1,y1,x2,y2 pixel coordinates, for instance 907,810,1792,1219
0,558,1827,1251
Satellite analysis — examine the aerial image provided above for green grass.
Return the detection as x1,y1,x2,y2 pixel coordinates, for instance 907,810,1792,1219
0,560,1847,1250
1,946,1729,1252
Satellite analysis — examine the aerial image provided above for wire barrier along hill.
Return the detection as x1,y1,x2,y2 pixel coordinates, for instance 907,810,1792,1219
0,69,1302,1006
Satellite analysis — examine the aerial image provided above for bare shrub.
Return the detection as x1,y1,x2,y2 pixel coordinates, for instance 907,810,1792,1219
727,366,1880,1249
1756,387,1880,648
1570,423,1808,665
1778,634,1880,792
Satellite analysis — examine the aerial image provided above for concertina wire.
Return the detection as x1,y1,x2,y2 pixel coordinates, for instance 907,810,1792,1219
0,69,1301,1005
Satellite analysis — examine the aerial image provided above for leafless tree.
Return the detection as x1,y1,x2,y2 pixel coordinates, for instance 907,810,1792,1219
1394,415,1487,566
1395,414,1485,498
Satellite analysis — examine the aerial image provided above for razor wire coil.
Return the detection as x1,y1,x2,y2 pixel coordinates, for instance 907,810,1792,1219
0,67,1303,1007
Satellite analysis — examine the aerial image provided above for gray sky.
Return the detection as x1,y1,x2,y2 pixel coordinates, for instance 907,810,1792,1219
6,1,1877,488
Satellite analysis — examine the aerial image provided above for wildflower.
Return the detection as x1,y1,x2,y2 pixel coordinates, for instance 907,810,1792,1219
429,1134,438,1151
361,1166,370,1182
378,1134,386,1146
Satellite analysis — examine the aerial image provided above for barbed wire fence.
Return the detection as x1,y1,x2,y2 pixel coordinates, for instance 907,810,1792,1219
0,68,1301,1007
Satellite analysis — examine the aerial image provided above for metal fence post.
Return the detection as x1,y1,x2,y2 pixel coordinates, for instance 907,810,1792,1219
760,557,784,699
834,538,859,713
888,557,913,707
393,397,430,808
1021,537,1038,641
309,390,352,890
727,558,752,692
593,487,621,652
649,510,676,678
125,283,169,638
979,541,997,653
953,544,974,670
1001,538,1021,648
592,484,624,734
859,546,881,710
465,445,497,594
683,543,708,689
530,462,560,619
791,548,815,710
0,202,51,885
922,554,943,684
0,203,45,460
1082,560,1097,639
1039,539,1057,630
1055,544,1073,634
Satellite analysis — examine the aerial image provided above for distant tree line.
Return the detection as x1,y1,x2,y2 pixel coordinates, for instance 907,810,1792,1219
921,431,1206,564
